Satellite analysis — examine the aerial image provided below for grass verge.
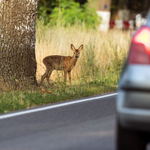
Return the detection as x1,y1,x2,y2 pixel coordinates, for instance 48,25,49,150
0,81,117,114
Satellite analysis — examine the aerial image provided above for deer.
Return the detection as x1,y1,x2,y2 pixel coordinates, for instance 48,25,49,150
40,44,83,85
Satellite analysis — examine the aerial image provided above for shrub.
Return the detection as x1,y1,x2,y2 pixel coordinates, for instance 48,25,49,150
45,0,101,28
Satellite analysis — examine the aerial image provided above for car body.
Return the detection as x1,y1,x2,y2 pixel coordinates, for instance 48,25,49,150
116,10,150,150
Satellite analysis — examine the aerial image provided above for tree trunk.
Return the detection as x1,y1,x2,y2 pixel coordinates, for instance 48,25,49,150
0,0,37,89
118,0,129,9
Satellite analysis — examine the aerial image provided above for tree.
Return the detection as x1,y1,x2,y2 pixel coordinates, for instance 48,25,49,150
118,0,150,12
38,0,88,24
75,0,87,5
111,0,150,12
49,0,101,28
143,0,150,11
0,0,37,89
38,0,55,22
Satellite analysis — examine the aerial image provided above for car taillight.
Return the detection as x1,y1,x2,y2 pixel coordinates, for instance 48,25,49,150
128,27,150,64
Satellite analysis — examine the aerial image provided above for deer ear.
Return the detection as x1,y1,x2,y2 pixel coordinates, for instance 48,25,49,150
78,44,83,51
71,44,76,51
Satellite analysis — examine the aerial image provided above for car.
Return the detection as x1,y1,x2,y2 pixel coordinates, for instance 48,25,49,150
116,10,150,150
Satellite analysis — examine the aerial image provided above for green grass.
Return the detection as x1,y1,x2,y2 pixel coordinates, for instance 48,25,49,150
0,81,117,114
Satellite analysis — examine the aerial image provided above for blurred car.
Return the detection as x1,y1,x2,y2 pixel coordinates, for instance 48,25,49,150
116,10,150,150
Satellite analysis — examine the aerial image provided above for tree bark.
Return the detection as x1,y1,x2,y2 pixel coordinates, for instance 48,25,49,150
0,0,37,89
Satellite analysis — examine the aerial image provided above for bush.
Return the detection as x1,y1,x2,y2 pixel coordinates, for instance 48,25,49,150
39,0,101,28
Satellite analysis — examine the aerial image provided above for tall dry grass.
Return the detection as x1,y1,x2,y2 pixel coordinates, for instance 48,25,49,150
36,19,131,85
0,20,131,114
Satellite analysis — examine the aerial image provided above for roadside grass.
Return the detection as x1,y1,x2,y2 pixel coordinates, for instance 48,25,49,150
0,82,116,114
0,19,131,114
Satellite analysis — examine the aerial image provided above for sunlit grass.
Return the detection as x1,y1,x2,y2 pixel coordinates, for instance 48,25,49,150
36,19,130,85
0,19,131,114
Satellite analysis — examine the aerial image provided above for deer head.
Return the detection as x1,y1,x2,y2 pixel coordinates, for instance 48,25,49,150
71,44,83,59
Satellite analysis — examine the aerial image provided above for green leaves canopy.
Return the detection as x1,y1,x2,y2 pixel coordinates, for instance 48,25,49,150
38,0,101,28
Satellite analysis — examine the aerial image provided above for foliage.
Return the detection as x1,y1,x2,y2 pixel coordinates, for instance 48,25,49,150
38,0,101,28
38,0,56,23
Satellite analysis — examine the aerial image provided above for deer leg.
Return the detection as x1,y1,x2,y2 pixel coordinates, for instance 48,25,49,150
46,70,53,84
64,71,67,83
45,66,54,84
40,71,48,85
68,71,71,85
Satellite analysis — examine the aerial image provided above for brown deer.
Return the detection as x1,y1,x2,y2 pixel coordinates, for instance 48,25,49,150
40,44,83,85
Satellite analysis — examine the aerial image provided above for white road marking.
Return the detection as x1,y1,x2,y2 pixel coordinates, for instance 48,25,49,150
0,93,118,120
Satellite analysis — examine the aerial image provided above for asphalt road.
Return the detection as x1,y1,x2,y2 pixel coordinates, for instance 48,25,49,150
0,93,117,150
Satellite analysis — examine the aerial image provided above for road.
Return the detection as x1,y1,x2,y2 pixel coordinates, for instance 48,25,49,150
0,93,117,150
